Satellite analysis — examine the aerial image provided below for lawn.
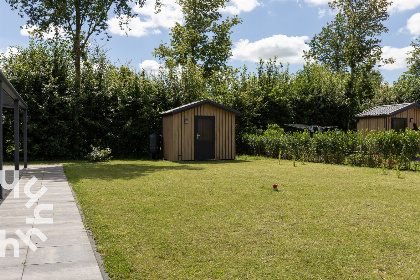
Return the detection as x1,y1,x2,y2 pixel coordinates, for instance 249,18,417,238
63,157,420,279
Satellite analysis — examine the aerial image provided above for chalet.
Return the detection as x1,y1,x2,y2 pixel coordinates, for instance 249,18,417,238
356,102,420,132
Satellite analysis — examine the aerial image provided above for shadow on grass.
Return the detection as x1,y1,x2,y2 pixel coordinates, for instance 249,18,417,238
63,159,250,183
63,161,205,183
174,159,250,165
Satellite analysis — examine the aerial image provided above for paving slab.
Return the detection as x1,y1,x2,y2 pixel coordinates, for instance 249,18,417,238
22,260,103,280
2,265,25,280
0,165,105,280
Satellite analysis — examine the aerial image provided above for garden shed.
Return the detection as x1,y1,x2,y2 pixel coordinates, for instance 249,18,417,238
356,102,420,132
160,99,240,161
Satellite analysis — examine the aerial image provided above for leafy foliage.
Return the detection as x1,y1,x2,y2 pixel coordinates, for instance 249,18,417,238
153,0,241,77
0,34,418,161
393,37,420,102
305,0,392,128
242,125,420,170
86,146,112,162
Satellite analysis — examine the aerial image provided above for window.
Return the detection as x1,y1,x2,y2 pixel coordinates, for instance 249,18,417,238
391,118,407,132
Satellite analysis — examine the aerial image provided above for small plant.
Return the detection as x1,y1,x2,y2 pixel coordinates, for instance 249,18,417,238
395,163,401,179
86,145,112,162
414,160,420,172
278,150,282,165
381,162,387,175
300,154,306,165
293,155,296,167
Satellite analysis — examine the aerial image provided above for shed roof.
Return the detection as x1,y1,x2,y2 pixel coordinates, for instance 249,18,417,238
0,70,28,110
355,102,420,119
160,99,240,116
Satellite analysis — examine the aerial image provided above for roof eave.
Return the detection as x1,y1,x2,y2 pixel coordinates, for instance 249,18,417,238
160,99,241,116
0,70,28,110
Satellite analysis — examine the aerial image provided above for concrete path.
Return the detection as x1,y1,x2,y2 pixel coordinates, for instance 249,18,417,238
0,165,104,280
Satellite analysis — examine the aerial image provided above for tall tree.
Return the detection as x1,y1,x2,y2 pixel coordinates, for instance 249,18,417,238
153,0,241,77
304,0,392,129
393,37,420,102
6,0,159,90
6,0,159,156
407,37,420,77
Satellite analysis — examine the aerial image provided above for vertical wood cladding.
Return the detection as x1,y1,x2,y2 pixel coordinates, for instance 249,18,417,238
162,104,236,161
357,107,420,132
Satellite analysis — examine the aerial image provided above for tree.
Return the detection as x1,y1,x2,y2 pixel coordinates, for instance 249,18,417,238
304,0,392,129
153,0,241,77
407,37,420,77
6,0,159,156
6,0,159,90
392,37,420,102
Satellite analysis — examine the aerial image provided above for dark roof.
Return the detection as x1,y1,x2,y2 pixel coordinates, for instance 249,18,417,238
0,70,28,110
160,99,240,116
355,102,420,118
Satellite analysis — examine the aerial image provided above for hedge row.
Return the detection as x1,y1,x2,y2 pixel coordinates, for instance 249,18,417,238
242,125,420,170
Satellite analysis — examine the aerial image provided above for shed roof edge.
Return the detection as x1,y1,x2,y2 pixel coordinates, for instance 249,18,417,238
160,99,241,116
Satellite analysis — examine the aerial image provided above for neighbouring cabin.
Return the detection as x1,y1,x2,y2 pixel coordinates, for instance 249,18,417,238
160,99,240,161
356,102,420,132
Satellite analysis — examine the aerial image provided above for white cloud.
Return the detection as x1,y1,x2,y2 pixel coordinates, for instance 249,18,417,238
231,34,309,64
303,0,329,5
139,60,163,74
381,46,414,70
20,25,67,39
108,15,155,37
109,0,261,37
108,0,182,37
0,47,19,58
406,13,420,35
220,0,261,14
389,0,420,13
318,8,326,18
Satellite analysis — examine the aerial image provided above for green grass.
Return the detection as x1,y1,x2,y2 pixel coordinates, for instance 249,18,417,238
63,157,420,279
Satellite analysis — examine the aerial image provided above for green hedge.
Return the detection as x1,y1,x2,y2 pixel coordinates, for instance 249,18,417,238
242,124,420,170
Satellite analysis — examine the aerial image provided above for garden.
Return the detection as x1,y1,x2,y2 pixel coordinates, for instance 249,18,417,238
64,157,420,279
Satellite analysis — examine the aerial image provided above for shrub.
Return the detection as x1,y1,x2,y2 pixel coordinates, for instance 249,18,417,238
86,145,112,162
241,126,420,170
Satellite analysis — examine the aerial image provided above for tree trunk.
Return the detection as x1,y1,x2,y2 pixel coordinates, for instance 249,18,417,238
72,2,82,157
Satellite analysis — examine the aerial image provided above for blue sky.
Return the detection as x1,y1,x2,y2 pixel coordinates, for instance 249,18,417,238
0,0,419,83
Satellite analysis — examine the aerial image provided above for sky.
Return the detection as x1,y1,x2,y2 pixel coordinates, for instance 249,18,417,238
0,0,419,84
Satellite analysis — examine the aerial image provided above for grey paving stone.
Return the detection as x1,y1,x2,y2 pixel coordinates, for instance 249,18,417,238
1,265,24,280
26,244,96,265
0,248,27,267
32,230,91,248
1,165,105,279
22,260,102,280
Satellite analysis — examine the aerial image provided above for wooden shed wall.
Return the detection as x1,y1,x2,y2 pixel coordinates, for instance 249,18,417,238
357,117,386,132
162,104,236,161
357,107,420,132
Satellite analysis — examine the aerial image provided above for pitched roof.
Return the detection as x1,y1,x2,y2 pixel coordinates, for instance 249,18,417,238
160,99,240,116
355,102,420,118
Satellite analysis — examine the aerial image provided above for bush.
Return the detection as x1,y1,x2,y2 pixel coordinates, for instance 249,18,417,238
241,126,420,170
86,146,112,162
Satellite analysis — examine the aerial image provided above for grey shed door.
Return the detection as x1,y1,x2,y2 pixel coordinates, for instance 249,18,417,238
194,116,215,160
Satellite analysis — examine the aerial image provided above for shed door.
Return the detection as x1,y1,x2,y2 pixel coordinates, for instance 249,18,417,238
391,118,407,132
194,116,215,160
